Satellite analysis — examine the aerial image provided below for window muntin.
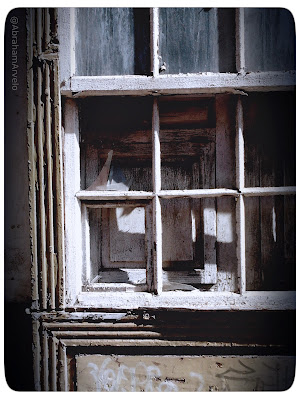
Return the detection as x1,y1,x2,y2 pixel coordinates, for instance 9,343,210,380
61,8,296,309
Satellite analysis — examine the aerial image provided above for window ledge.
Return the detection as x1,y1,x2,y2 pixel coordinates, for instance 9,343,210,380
74,290,295,311
61,71,296,97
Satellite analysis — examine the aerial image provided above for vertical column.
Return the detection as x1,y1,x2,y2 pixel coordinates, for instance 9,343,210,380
58,342,68,391
236,8,245,73
64,99,82,303
27,8,39,309
36,8,48,310
58,8,76,90
32,318,41,391
152,98,163,294
44,10,56,310
150,8,160,77
236,97,246,294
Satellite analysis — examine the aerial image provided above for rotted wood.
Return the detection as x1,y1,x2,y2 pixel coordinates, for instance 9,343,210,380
27,8,65,311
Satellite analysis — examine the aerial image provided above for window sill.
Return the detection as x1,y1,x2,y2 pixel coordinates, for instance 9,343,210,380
73,290,295,311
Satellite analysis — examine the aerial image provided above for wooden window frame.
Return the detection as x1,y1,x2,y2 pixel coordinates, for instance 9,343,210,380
59,8,296,310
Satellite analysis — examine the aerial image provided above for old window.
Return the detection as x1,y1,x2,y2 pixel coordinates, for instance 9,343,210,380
59,8,295,309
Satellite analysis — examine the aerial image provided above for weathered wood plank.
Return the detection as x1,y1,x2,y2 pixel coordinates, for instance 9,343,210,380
76,290,296,311
161,199,193,263
64,71,296,97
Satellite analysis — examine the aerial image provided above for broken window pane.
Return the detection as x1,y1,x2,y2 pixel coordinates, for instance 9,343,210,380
161,197,237,292
85,204,150,291
79,97,153,191
159,96,218,190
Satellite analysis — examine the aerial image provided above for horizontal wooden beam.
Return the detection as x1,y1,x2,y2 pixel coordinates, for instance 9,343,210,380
158,189,238,198
76,191,154,200
74,291,296,311
76,187,296,201
241,186,296,196
61,71,295,97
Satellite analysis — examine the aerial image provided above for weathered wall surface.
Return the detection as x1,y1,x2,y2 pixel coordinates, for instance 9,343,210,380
77,355,295,392
5,8,31,304
4,8,34,391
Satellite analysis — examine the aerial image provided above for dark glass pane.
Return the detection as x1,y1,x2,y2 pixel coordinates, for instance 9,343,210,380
76,8,150,75
159,8,236,74
244,92,296,187
79,97,153,191
245,195,295,291
244,8,295,72
159,96,217,190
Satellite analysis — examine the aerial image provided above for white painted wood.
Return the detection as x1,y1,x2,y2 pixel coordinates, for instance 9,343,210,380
75,290,296,311
51,337,58,391
150,8,159,77
64,71,295,97
81,204,91,284
58,8,75,91
58,342,68,391
241,186,296,196
43,329,49,390
45,61,56,310
152,98,161,193
27,8,39,307
36,12,48,309
235,97,246,294
236,8,245,73
236,196,246,294
159,189,238,198
63,99,82,304
153,196,163,294
76,190,154,200
236,97,244,191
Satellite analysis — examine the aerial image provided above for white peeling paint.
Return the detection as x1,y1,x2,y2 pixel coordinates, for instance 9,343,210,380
272,206,277,242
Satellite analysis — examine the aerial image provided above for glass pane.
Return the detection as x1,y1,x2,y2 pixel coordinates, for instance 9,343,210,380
87,205,148,289
244,92,296,187
159,96,217,190
161,197,237,292
244,8,295,72
245,195,295,291
79,97,152,191
75,8,150,75
159,8,236,74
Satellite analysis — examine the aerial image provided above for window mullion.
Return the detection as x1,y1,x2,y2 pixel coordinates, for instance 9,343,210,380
152,98,163,294
236,97,246,294
236,8,245,73
150,7,160,77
